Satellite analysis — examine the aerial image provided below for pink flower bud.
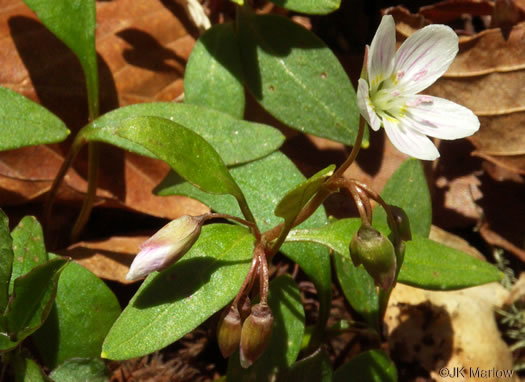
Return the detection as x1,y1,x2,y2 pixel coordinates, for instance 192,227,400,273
126,215,202,281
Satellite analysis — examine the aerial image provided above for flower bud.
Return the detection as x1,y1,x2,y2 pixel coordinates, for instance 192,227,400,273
239,303,274,368
350,224,396,290
126,215,202,281
217,304,242,358
389,205,412,241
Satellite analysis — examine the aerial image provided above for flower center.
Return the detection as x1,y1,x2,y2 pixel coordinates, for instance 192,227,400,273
369,76,407,121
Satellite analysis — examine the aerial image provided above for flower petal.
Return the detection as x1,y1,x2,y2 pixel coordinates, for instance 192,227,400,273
383,117,440,160
357,79,381,131
368,15,396,90
402,95,480,139
394,25,458,94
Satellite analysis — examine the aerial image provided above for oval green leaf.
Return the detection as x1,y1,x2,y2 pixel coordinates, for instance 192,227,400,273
13,355,47,382
269,0,340,15
238,11,361,145
333,350,397,382
5,257,69,341
280,348,332,382
116,116,245,202
185,23,245,118
32,258,121,369
373,159,431,238
0,87,69,151
22,0,98,117
49,358,109,382
82,102,283,166
9,216,48,294
227,275,305,381
398,237,503,290
101,224,254,360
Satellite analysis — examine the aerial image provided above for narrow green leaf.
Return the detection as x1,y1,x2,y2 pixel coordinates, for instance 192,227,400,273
238,11,361,145
157,152,330,342
287,218,378,327
5,258,69,341
49,358,109,382
117,116,246,203
398,237,503,289
269,0,340,15
0,209,13,314
280,348,332,382
275,165,334,232
9,216,48,295
0,87,69,151
333,350,397,382
288,219,503,290
374,159,431,238
22,0,98,117
82,102,283,166
185,23,245,118
32,258,121,369
227,275,305,381
13,354,48,382
101,224,254,360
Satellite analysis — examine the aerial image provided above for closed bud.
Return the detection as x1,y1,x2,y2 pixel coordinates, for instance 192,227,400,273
389,205,412,241
350,224,396,290
217,304,242,358
126,215,203,281
239,303,274,368
239,295,252,322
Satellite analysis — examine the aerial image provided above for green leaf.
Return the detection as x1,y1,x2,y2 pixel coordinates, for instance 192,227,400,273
0,87,69,151
0,209,13,314
288,219,503,290
157,151,330,343
268,0,340,15
280,348,332,382
374,159,431,238
32,258,121,369
238,11,361,146
398,237,503,290
9,216,48,295
22,0,98,117
185,23,245,118
333,350,397,382
227,275,305,381
5,258,69,341
49,358,109,382
117,116,246,201
102,224,254,360
287,219,378,327
82,102,283,166
275,165,334,232
13,354,48,382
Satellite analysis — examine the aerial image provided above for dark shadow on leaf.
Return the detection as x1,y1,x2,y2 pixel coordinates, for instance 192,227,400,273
134,256,249,308
355,127,384,178
116,28,185,73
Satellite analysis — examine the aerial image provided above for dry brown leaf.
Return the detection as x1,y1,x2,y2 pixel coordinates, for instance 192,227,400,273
480,223,525,262
386,283,515,382
419,0,494,24
0,0,204,219
429,224,485,259
387,6,525,175
60,234,150,284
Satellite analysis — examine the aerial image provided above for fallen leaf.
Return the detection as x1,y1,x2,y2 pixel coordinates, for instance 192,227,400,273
386,282,515,382
480,223,525,262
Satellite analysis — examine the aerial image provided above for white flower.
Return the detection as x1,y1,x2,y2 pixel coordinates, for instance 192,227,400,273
357,15,479,160
126,215,202,281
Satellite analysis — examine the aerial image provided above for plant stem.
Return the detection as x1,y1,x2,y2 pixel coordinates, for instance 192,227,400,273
233,254,260,306
331,116,366,180
347,182,370,225
202,213,261,241
71,142,100,242
258,244,269,304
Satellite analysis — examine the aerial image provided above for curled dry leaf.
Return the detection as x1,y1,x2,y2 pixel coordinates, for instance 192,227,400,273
387,6,525,175
0,0,202,219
